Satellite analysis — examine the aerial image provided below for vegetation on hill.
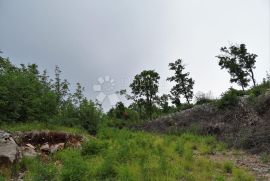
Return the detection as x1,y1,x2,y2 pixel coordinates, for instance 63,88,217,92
0,55,102,134
0,43,268,180
1,125,254,181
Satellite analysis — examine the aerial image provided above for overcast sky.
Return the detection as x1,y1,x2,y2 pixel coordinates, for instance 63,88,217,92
0,0,269,110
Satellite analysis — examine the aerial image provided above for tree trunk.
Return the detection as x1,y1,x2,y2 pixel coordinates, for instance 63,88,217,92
241,85,245,91
250,69,256,86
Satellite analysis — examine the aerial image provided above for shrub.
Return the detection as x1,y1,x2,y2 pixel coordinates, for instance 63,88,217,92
215,176,225,181
81,139,107,156
78,99,102,135
247,81,270,97
97,155,117,179
179,103,193,111
19,157,58,181
260,152,270,163
223,161,233,174
232,169,254,181
0,176,5,181
217,88,245,109
175,142,185,156
195,91,215,105
57,149,88,181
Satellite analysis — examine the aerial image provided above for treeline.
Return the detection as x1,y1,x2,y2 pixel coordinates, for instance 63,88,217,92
0,56,101,134
108,43,270,123
0,43,269,132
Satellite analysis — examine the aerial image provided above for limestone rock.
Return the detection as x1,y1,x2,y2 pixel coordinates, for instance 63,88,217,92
0,131,20,166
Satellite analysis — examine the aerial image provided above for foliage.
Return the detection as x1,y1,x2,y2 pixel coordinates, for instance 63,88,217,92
129,70,160,119
195,91,215,105
217,88,245,109
81,139,107,156
17,157,58,181
247,80,270,98
107,102,140,128
0,55,102,134
178,103,194,111
77,99,101,135
157,94,170,113
0,57,57,122
223,161,233,173
0,176,4,181
167,59,195,105
2,122,253,181
108,102,128,120
232,169,254,181
260,152,270,164
216,44,257,90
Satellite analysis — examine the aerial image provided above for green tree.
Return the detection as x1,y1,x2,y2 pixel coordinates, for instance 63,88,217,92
54,65,70,110
216,44,257,90
107,102,129,120
78,99,101,135
0,57,57,122
73,83,85,105
167,59,195,104
238,44,257,86
120,90,145,119
157,94,170,113
129,70,160,119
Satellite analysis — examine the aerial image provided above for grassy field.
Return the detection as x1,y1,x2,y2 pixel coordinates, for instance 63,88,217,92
0,123,254,181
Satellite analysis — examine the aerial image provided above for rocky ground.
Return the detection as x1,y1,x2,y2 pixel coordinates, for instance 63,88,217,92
0,130,83,167
208,151,270,181
135,92,270,154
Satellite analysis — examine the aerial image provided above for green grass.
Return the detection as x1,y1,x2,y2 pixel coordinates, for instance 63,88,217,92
0,121,88,136
5,126,254,181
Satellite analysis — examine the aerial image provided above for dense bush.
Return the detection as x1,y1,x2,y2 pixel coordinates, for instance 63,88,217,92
0,55,102,134
247,80,270,97
108,102,139,121
195,92,215,105
81,139,107,156
18,157,58,181
178,103,194,111
57,150,88,181
0,58,57,122
217,88,245,109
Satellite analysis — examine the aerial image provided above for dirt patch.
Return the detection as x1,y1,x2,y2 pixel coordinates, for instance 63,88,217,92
13,131,83,147
209,151,270,180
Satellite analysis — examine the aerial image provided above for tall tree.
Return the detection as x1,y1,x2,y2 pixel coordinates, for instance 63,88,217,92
129,70,160,119
167,59,195,104
73,82,84,105
216,44,257,90
238,44,257,86
54,65,70,109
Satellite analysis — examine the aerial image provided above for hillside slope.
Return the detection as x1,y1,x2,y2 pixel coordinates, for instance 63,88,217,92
0,125,255,181
135,92,270,153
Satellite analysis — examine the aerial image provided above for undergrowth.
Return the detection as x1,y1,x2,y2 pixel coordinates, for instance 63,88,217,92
8,126,254,181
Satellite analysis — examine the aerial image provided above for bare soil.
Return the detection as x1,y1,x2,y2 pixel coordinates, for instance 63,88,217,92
209,151,270,181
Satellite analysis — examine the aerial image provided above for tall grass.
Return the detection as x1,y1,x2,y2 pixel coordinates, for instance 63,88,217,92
9,126,253,181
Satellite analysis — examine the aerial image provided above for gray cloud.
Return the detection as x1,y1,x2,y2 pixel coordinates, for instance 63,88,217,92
0,0,269,110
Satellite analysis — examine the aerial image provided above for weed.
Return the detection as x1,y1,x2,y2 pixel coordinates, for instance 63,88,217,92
57,149,88,181
81,139,107,156
223,161,233,174
19,157,58,181
260,152,270,164
232,169,254,181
